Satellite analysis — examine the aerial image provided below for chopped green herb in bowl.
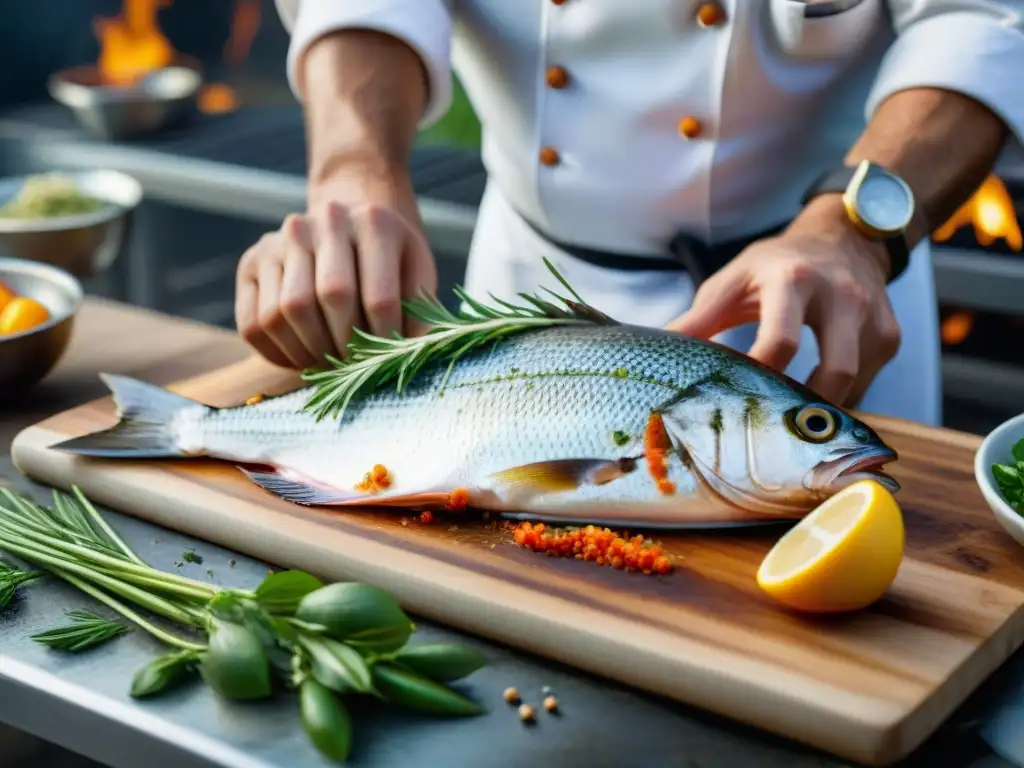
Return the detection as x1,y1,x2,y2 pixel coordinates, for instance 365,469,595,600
991,437,1024,515
976,414,1024,548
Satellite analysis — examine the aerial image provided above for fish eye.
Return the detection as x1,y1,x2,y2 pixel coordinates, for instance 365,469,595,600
789,405,838,443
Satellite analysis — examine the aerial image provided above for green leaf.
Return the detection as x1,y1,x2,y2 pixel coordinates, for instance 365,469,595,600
299,635,372,694
300,678,353,762
131,650,200,698
1011,437,1024,464
299,258,615,422
199,618,272,701
395,643,487,682
255,570,324,614
236,599,295,675
371,662,484,717
0,564,41,610
993,463,1021,487
294,583,414,653
31,610,130,653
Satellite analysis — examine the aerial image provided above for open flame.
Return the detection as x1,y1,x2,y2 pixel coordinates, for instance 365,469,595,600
93,0,261,114
933,173,1023,252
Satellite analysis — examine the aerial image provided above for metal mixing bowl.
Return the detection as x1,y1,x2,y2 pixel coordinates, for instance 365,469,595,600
0,256,84,394
0,169,143,279
48,60,203,141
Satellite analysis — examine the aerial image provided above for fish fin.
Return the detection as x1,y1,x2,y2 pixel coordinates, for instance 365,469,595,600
50,373,206,458
489,458,637,495
241,468,458,509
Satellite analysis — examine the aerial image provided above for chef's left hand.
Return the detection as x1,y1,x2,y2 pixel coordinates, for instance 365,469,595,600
664,197,902,408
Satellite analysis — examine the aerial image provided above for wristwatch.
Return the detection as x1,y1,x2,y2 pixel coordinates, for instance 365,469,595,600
801,159,915,283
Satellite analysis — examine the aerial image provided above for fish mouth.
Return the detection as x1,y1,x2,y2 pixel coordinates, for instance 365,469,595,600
807,446,901,494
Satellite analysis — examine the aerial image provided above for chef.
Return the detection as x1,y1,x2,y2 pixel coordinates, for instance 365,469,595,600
236,0,1024,427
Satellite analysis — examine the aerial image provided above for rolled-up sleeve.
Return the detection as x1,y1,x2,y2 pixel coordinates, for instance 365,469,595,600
867,1,1024,147
273,0,454,128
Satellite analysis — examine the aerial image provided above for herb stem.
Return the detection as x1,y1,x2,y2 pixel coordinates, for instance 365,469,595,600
70,486,147,566
52,567,206,652
0,536,200,627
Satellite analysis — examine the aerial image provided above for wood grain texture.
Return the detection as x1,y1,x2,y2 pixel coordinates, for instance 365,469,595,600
10,354,1024,766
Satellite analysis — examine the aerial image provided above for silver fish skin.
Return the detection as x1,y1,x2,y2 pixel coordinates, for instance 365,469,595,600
52,324,899,529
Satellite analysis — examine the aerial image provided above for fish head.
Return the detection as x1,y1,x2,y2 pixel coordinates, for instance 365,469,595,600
659,373,899,516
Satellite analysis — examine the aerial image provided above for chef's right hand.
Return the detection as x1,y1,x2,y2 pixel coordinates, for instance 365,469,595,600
234,178,438,370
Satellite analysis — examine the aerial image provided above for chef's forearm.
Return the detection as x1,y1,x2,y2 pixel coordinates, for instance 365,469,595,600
842,87,1009,247
298,30,428,187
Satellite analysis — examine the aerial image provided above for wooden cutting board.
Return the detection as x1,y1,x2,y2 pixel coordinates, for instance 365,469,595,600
10,355,1024,766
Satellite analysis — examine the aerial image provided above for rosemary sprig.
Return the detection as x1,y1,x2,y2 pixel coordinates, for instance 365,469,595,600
301,257,614,422
31,610,130,652
0,562,41,609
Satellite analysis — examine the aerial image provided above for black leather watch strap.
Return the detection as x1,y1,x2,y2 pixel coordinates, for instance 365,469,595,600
802,165,911,284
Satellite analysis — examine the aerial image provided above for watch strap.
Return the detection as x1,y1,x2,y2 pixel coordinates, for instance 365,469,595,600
801,164,911,283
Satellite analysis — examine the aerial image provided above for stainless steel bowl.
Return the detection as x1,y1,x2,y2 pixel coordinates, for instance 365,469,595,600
48,60,203,141
0,256,84,394
0,169,143,279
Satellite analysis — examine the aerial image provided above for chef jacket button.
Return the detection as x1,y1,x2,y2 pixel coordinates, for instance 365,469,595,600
678,116,702,139
546,66,570,89
539,146,560,166
696,2,727,27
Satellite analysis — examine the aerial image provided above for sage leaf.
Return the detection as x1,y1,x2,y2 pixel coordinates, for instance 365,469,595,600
131,650,200,698
199,618,272,701
239,600,294,675
395,643,487,682
295,583,413,653
371,662,484,717
300,678,352,762
31,611,129,653
299,635,372,694
255,570,324,614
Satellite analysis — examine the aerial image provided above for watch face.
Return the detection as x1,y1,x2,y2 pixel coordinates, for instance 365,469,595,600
856,173,912,232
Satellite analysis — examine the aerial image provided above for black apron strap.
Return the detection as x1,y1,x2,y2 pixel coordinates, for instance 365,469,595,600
517,213,787,286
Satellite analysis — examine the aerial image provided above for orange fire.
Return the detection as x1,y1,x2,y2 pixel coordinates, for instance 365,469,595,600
933,173,1023,252
940,310,974,346
93,0,261,114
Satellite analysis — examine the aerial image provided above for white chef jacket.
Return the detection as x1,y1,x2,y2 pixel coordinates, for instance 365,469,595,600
274,0,1024,256
271,0,1024,427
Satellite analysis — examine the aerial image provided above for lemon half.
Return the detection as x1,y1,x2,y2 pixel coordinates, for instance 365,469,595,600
756,479,905,613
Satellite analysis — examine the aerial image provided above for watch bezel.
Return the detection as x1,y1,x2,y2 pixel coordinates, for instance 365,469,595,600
841,159,915,239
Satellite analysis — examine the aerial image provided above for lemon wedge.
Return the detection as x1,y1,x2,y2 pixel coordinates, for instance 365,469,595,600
756,479,905,613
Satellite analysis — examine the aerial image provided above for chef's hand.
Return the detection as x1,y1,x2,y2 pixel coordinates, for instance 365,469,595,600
664,197,902,408
234,173,437,370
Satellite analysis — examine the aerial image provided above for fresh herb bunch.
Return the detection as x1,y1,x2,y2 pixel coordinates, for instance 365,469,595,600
301,257,615,422
0,486,487,762
992,437,1024,515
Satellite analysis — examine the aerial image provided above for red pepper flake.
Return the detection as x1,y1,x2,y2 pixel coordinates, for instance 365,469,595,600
511,522,673,575
446,487,470,512
644,411,676,495
419,510,434,525
355,464,392,493
245,393,265,406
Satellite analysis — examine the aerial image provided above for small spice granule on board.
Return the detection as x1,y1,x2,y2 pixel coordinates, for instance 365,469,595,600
446,487,470,511
543,695,559,713
511,522,673,575
355,464,393,493
503,687,520,704
419,510,434,525
518,704,536,722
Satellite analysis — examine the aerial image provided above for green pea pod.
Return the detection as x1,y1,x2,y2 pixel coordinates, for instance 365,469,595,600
395,644,486,682
131,649,200,698
372,662,484,717
295,583,413,653
299,635,372,694
300,678,353,762
199,618,273,701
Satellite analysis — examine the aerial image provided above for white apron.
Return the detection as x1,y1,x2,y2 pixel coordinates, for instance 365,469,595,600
462,179,942,426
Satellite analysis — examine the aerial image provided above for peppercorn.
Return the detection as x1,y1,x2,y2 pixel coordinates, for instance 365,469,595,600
518,703,535,722
503,687,520,704
543,695,558,713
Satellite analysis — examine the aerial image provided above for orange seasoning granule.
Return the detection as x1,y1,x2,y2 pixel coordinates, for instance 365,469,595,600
644,411,676,495
355,464,393,493
245,393,265,406
446,487,470,512
511,522,673,575
419,510,434,525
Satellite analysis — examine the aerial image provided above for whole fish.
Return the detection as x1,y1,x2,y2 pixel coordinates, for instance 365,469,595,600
52,324,899,529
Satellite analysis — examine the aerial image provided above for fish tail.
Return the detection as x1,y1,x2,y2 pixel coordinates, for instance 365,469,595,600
51,373,207,458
